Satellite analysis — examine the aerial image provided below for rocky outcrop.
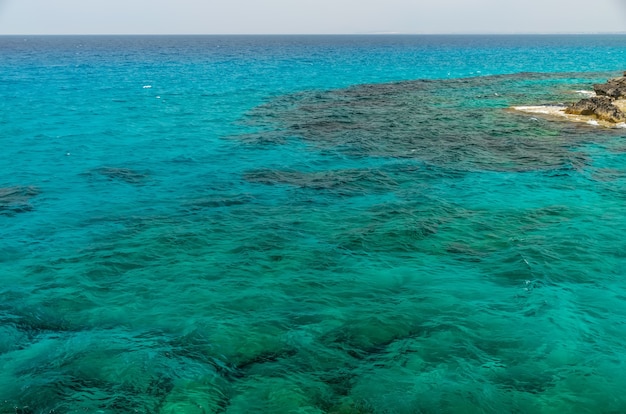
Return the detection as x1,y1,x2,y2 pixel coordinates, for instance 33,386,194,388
593,71,626,99
565,72,626,123
564,96,626,123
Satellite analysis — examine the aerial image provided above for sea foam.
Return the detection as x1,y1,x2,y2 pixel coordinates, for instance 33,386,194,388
512,105,567,117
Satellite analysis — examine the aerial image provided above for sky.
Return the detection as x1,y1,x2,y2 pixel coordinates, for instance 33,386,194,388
0,0,625,35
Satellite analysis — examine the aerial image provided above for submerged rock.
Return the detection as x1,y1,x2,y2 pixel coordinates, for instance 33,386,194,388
184,194,255,210
240,72,620,172
564,96,626,123
244,168,398,193
593,71,626,99
92,167,148,184
0,186,39,215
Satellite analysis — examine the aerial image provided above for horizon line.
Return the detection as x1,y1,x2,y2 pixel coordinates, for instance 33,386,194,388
1,31,626,36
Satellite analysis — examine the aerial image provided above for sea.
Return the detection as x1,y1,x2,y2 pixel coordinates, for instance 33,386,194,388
1,34,626,413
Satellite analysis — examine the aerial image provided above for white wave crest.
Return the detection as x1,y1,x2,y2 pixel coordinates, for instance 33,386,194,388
573,90,595,97
512,105,567,117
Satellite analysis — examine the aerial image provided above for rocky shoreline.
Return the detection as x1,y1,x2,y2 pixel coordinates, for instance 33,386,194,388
564,72,626,123
513,72,626,127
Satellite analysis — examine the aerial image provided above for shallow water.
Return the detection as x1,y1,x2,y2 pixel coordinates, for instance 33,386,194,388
1,35,626,413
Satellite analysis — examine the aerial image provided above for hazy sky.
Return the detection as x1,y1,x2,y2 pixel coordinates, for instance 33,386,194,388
0,0,625,35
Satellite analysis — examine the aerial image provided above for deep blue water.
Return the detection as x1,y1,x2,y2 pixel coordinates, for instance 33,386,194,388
1,35,626,413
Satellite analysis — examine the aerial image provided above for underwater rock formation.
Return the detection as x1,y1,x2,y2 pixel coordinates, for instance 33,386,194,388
241,72,616,172
0,186,39,215
92,167,148,184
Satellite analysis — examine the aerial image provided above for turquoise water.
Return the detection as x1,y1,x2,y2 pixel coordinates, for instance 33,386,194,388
1,35,626,413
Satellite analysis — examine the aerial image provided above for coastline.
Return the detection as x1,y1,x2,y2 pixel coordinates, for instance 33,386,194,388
512,92,626,128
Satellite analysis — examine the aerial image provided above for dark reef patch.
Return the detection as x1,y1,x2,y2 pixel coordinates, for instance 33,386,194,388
0,186,39,215
182,194,256,210
237,72,617,172
244,167,401,195
89,167,149,184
